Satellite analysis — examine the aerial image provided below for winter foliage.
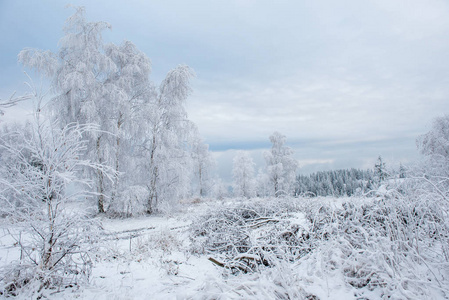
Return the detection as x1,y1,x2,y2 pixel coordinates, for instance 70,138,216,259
1,6,449,299
232,151,256,198
264,132,298,197
18,7,207,216
0,116,102,295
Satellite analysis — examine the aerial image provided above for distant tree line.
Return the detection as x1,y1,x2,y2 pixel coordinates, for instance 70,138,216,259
295,168,376,197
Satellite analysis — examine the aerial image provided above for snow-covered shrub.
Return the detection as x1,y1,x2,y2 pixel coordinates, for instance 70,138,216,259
188,261,309,300
300,195,449,299
107,185,148,218
122,227,183,263
0,215,97,297
191,195,449,298
190,199,312,272
0,120,105,296
149,227,182,254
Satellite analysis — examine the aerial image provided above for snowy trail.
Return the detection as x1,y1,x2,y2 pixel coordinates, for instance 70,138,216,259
100,226,157,241
51,209,222,300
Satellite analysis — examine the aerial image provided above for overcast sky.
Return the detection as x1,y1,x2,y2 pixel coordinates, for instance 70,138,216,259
1,0,449,182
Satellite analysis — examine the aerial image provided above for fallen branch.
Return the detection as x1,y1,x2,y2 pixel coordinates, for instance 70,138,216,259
208,257,249,273
248,218,280,229
208,257,225,268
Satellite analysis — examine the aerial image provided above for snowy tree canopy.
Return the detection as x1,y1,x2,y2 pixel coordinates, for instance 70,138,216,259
17,7,205,215
232,151,256,198
417,115,449,161
264,132,298,197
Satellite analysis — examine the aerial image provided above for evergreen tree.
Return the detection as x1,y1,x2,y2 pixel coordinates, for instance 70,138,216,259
374,155,388,183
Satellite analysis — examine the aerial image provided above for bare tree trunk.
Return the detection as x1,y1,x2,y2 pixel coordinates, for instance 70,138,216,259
42,201,54,270
148,167,158,214
147,134,158,214
199,165,203,197
110,115,123,210
96,136,105,213
274,175,279,198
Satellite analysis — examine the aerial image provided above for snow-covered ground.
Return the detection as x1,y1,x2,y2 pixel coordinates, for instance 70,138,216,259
1,196,448,299
0,200,224,299
59,210,221,299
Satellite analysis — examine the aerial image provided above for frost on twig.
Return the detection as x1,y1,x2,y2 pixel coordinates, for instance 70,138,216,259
0,118,105,296
0,92,31,116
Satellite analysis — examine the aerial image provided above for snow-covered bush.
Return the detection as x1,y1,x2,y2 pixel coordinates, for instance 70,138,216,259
190,194,449,298
314,198,447,298
190,199,312,272
0,119,105,296
189,261,309,300
147,227,182,254
107,185,148,218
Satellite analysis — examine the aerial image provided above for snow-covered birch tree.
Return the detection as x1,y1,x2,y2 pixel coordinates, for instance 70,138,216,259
140,65,195,213
264,132,298,197
102,41,151,212
256,168,270,197
232,151,256,198
191,134,215,197
18,7,116,213
18,6,200,215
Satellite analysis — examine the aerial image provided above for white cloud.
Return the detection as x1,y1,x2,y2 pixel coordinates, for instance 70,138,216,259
189,70,447,145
